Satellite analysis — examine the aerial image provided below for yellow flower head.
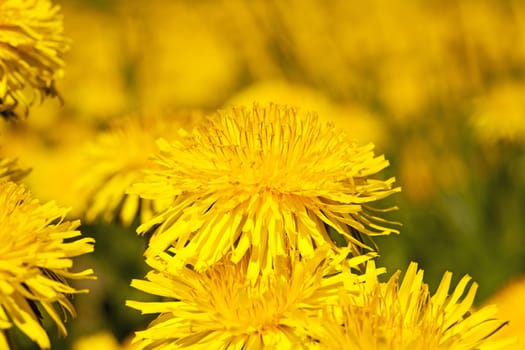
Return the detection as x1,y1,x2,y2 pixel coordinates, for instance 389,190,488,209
127,248,375,350
0,181,95,349
314,261,512,350
0,0,68,119
134,103,400,279
76,114,197,226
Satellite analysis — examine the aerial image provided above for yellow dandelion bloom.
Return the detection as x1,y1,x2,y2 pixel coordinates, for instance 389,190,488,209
0,181,95,349
76,113,199,226
314,261,513,350
0,156,30,181
134,103,400,279
127,248,376,350
0,0,68,119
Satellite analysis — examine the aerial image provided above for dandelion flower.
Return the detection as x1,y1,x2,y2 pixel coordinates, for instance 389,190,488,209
134,103,400,279
314,261,512,349
0,0,68,119
0,181,95,349
60,2,128,121
127,247,375,350
76,113,199,226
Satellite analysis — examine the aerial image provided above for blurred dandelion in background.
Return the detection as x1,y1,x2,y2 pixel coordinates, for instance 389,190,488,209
72,331,130,350
59,2,130,122
75,112,201,226
470,81,525,145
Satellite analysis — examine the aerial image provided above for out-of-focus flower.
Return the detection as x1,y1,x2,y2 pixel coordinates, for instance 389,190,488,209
76,113,199,226
0,156,29,181
227,80,388,147
398,138,468,203
73,331,132,350
129,0,240,111
211,0,473,104
127,248,375,350
457,1,522,74
471,81,525,145
133,104,400,280
59,2,129,122
73,332,120,350
0,117,96,217
314,261,512,349
0,181,95,349
0,0,68,119
378,58,433,121
484,276,525,349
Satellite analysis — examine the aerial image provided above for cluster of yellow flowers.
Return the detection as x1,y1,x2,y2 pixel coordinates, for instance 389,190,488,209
122,104,511,349
0,0,522,349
